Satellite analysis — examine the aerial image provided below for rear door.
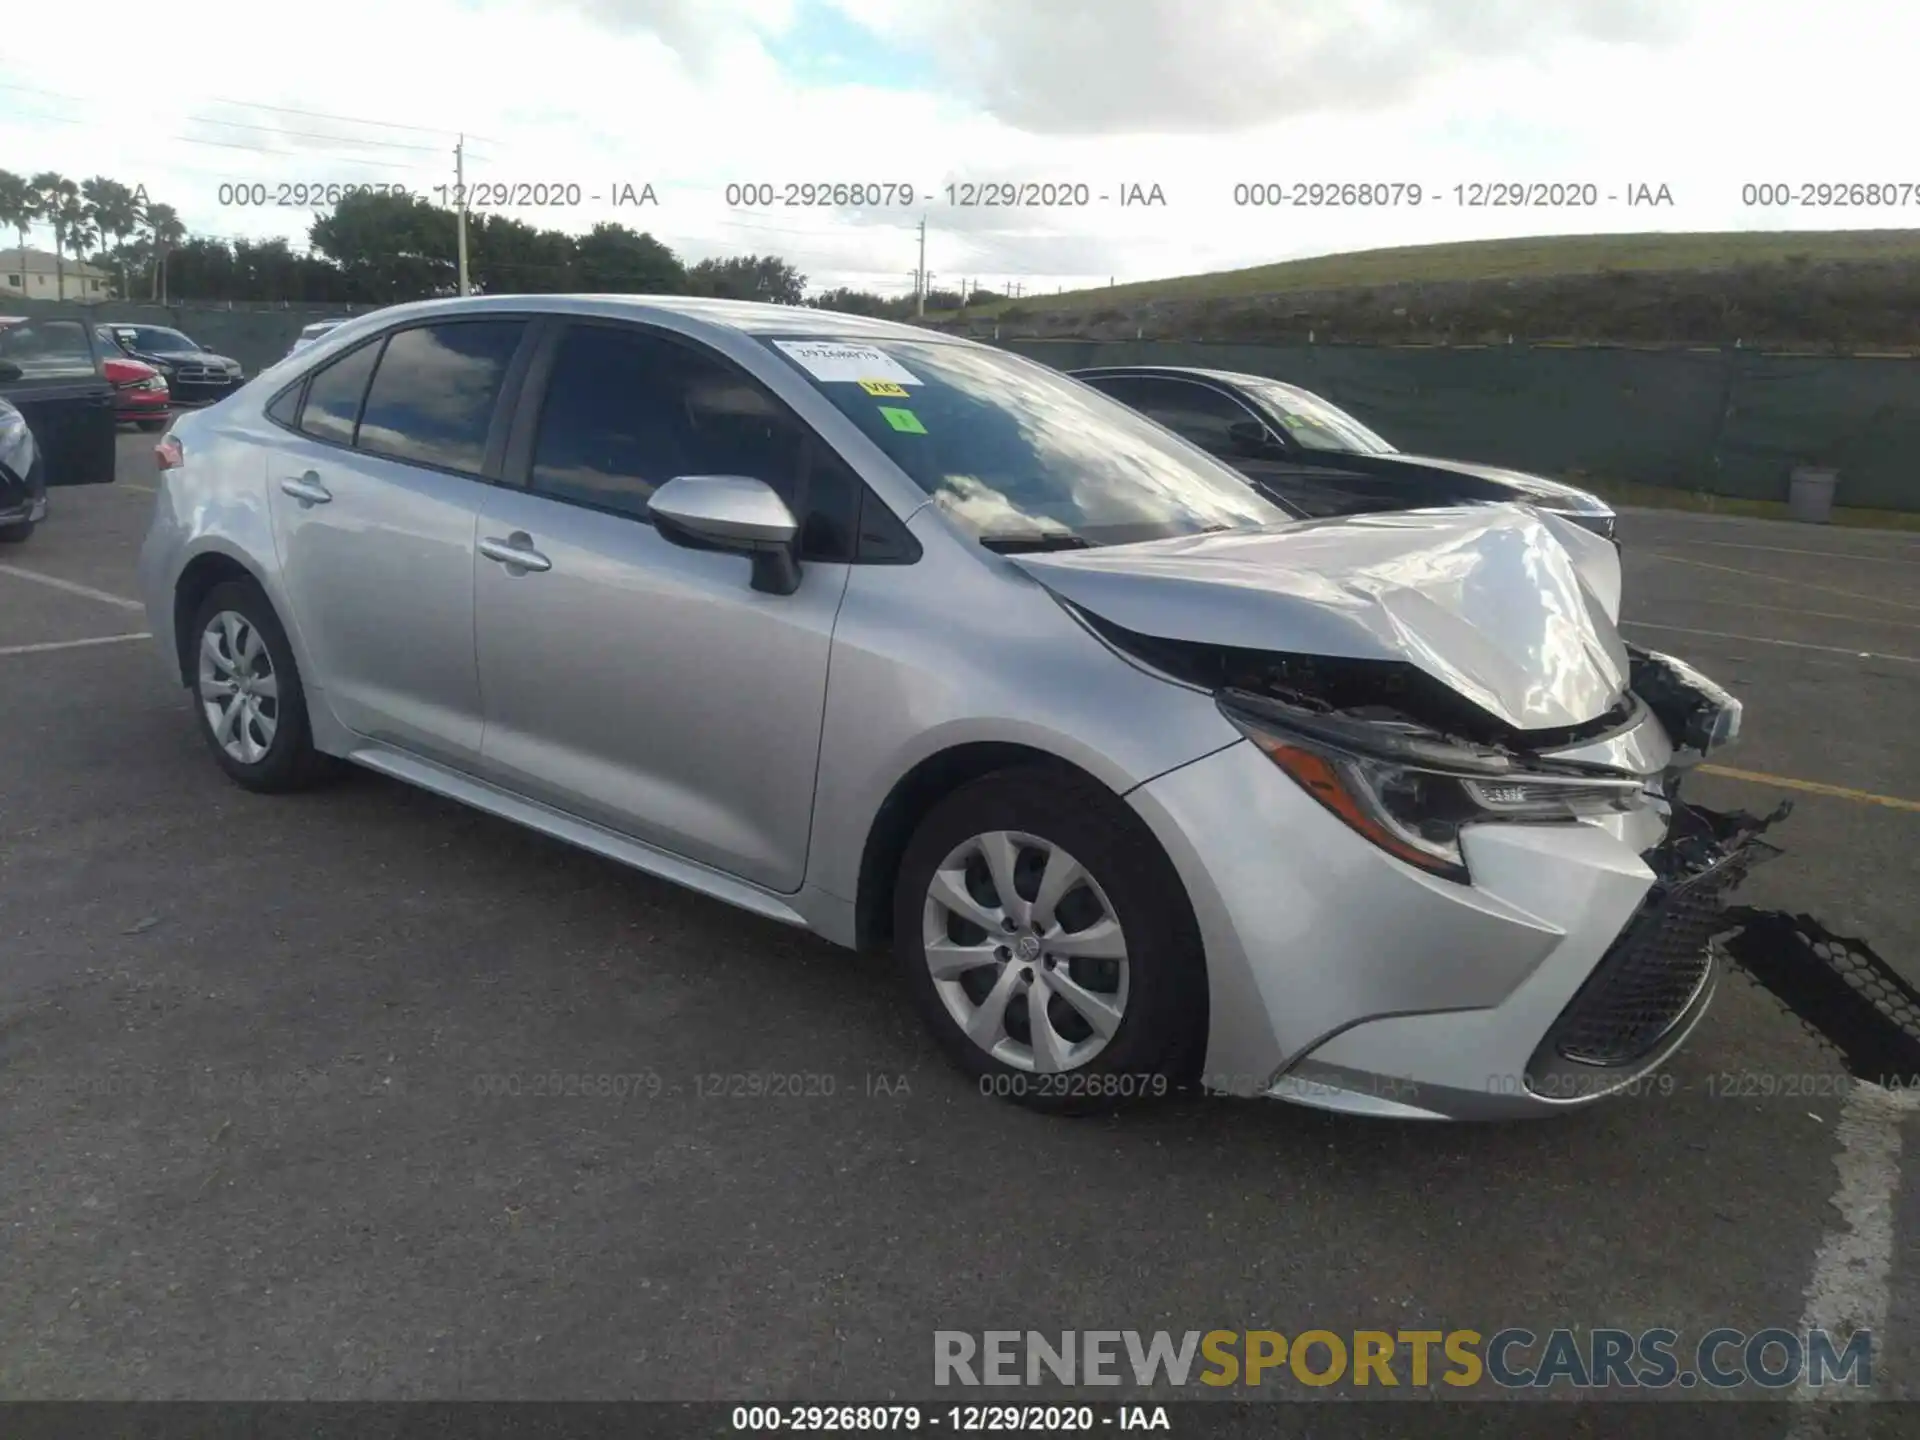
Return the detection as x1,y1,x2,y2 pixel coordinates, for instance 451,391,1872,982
0,315,117,485
263,317,533,768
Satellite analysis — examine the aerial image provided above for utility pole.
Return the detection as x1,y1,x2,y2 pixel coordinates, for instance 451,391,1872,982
455,135,471,297
915,215,926,316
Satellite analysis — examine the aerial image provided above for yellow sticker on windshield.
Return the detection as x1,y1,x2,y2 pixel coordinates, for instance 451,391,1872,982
879,406,927,434
858,379,909,397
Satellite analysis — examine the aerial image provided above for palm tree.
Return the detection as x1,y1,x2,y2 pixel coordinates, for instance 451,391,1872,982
0,170,38,299
82,176,140,299
31,171,77,298
146,201,185,303
61,199,100,299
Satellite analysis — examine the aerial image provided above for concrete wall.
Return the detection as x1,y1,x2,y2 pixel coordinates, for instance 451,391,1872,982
10,298,382,375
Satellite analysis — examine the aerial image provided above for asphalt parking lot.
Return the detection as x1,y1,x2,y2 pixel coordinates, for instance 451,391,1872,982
2,430,1918,1408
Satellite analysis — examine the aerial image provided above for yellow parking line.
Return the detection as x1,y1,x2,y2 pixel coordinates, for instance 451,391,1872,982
1696,764,1920,813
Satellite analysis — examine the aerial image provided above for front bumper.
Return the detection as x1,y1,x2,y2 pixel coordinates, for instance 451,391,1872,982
1128,723,1775,1120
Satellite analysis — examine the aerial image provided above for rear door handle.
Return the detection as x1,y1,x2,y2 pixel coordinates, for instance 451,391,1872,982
479,533,552,573
280,472,332,505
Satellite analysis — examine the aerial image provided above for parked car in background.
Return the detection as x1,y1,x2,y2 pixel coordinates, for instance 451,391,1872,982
104,352,171,430
97,324,245,406
285,319,348,358
1073,365,1619,540
138,295,1765,1121
0,315,118,542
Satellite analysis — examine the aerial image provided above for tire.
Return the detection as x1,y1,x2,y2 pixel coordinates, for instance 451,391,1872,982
893,766,1207,1114
187,579,336,792
0,520,34,544
137,418,169,433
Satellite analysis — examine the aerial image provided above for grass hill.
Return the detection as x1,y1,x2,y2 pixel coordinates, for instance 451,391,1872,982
923,229,1920,349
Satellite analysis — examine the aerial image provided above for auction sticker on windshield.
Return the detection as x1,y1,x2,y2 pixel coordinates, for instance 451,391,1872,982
773,340,921,386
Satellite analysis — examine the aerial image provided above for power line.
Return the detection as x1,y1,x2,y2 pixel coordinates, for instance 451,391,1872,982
203,96,492,144
180,115,452,156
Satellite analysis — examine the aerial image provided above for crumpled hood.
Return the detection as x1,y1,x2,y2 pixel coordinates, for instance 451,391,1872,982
1014,505,1629,731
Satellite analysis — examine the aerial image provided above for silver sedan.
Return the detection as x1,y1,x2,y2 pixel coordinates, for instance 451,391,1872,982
138,295,1766,1118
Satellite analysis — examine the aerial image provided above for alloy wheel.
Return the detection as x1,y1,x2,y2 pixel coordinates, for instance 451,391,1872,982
921,830,1130,1072
198,610,280,765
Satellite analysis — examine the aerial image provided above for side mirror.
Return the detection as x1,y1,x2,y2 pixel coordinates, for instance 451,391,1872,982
0,360,21,383
1227,418,1280,454
648,474,802,595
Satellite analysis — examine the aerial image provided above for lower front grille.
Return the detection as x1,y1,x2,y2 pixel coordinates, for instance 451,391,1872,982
1537,849,1751,1070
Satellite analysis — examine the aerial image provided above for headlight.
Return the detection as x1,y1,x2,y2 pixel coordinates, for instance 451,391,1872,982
1219,691,1647,882
136,375,167,392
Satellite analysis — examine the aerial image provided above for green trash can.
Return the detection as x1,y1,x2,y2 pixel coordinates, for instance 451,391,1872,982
1788,466,1838,524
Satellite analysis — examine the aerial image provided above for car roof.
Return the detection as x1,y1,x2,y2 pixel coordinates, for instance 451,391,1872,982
1072,363,1318,400
321,293,964,347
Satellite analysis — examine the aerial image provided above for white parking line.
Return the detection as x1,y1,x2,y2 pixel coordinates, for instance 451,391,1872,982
1619,619,1920,664
1658,539,1920,565
0,632,152,657
0,563,145,612
1654,553,1920,613
1786,1083,1920,1423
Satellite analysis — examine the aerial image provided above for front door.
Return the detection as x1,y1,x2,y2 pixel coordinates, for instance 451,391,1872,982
474,320,850,893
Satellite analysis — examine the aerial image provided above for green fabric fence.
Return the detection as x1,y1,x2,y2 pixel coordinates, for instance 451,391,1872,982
1000,339,1920,511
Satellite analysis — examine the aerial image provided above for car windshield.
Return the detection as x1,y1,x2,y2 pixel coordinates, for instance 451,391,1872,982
123,327,202,354
1238,378,1396,455
759,336,1288,547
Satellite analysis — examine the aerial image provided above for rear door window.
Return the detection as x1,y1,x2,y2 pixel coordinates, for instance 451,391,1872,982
0,318,99,379
355,321,526,476
297,340,381,446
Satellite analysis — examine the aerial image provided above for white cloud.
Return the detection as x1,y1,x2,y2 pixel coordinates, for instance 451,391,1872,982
0,0,1911,299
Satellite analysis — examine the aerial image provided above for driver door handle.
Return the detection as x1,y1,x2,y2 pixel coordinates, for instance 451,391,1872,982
280,472,332,505
479,533,552,573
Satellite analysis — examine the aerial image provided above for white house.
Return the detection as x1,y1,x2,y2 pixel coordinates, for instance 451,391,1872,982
0,247,112,300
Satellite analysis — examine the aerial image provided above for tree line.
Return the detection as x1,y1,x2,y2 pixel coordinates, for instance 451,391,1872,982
0,169,996,314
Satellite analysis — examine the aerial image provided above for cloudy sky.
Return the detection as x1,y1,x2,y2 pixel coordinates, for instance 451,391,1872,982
1,0,1913,297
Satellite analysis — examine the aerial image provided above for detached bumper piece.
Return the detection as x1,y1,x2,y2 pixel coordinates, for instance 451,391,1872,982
1721,910,1920,1090
1527,801,1788,1087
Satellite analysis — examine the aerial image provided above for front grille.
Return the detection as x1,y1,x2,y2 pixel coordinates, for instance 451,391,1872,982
1537,849,1751,1069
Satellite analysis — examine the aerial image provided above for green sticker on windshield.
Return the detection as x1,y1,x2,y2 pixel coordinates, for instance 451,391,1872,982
879,406,927,434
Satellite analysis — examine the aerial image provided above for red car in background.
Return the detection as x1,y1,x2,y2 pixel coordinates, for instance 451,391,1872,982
0,316,170,431
103,353,170,430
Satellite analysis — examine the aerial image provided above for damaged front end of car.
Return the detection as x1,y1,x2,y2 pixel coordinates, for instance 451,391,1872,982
1077,609,1791,1093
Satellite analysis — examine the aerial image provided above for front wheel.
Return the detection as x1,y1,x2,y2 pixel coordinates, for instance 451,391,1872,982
137,417,169,433
0,519,34,544
893,767,1207,1113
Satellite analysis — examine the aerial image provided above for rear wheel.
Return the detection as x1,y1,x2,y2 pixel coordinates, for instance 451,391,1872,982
188,580,336,792
894,767,1206,1113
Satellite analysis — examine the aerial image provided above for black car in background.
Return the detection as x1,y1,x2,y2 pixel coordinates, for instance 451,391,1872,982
1073,364,1619,540
97,323,245,406
0,316,118,543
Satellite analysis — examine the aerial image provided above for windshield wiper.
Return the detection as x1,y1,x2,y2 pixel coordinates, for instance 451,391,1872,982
977,533,1095,554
